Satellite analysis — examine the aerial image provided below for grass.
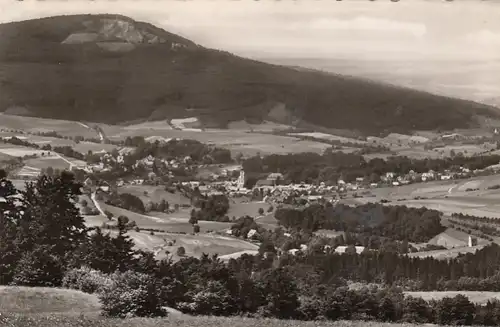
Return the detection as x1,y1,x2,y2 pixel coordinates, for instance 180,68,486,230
96,202,232,234
407,244,485,260
0,113,98,138
23,156,72,170
0,286,421,326
0,145,47,157
104,127,330,156
0,314,427,327
118,185,191,207
351,174,500,219
427,228,479,248
104,229,259,261
227,200,272,220
1,131,119,154
93,203,256,260
0,286,101,314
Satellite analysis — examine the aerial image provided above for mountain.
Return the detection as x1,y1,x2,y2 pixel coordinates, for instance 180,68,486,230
0,14,499,135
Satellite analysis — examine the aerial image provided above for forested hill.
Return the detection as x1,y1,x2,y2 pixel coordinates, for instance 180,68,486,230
0,14,499,134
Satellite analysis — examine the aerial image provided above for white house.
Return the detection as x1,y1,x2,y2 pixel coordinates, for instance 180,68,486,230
335,246,365,254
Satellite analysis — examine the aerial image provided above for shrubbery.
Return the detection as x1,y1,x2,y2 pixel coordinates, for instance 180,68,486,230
99,271,166,318
62,266,112,294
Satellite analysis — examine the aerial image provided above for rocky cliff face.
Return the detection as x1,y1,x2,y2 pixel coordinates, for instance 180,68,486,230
61,16,195,53
62,17,170,45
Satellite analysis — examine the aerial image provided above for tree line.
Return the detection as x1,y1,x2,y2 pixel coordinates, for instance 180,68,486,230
242,150,500,184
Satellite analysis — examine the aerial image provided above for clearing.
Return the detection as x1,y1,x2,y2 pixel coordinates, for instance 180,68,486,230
227,199,272,220
407,244,485,260
427,228,489,248
106,229,259,261
118,185,191,207
95,202,232,234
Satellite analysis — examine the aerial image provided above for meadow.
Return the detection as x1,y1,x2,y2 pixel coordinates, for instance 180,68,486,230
407,244,485,260
96,201,232,233
0,143,47,157
227,199,272,220
104,229,259,261
101,124,331,156
0,131,120,154
0,113,98,138
287,132,366,144
0,286,101,315
349,174,500,219
90,200,257,260
117,185,192,207
0,313,435,327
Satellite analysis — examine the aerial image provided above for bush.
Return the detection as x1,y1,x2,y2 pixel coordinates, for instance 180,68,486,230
62,266,113,294
177,246,186,257
11,245,65,287
104,210,114,220
99,271,166,318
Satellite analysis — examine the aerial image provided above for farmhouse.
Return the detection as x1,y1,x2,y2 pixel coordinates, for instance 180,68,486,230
267,172,284,184
255,179,274,188
468,235,478,247
335,246,366,255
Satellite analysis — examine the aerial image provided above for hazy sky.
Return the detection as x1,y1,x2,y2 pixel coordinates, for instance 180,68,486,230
1,0,499,103
1,0,499,61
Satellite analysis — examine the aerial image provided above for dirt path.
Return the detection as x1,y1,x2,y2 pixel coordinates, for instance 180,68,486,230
90,192,106,216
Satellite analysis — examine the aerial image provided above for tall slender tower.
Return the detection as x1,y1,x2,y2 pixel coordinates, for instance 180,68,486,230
237,170,245,189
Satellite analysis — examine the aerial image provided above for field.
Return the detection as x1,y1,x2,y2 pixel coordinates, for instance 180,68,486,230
407,244,485,260
1,131,120,154
0,143,47,157
427,228,489,248
90,202,256,260
0,286,101,315
0,313,432,327
288,132,366,145
0,286,435,327
255,212,281,230
227,120,292,132
0,113,99,138
3,110,496,161
347,174,500,219
227,199,272,220
105,229,259,261
101,125,331,156
0,151,14,162
97,201,232,232
117,185,191,207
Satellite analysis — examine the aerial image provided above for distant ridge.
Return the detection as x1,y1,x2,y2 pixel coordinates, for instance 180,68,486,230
0,14,499,135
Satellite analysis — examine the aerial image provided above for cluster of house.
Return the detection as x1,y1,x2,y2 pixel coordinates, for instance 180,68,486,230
377,167,473,186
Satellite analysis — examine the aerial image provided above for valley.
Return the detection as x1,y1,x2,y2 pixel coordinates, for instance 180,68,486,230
2,9,500,327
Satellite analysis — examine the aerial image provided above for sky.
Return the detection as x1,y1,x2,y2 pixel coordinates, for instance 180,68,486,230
1,0,499,103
